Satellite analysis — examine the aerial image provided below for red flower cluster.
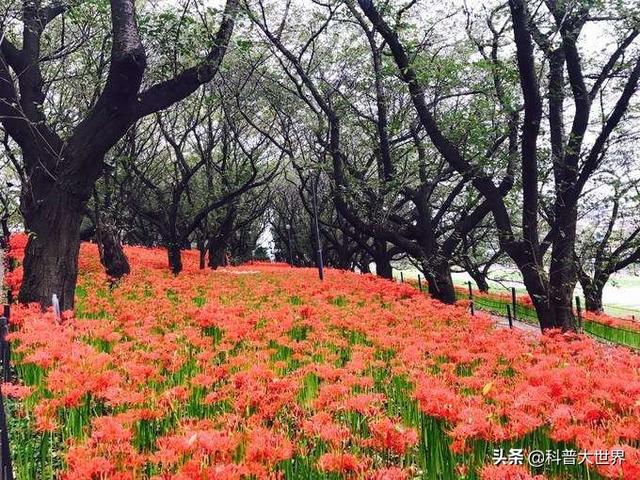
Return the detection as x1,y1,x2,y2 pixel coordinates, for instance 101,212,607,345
3,238,640,479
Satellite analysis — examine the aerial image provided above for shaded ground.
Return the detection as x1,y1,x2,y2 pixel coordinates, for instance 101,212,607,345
490,313,540,335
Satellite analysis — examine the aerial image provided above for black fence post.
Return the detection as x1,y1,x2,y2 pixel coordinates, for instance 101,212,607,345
575,296,583,333
400,272,404,283
507,305,513,329
511,287,517,322
467,281,475,316
417,275,422,292
0,387,13,480
0,314,12,480
0,318,9,384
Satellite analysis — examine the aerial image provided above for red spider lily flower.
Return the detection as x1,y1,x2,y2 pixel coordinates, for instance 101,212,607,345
245,427,293,466
5,239,640,479
365,417,418,456
1,382,32,399
479,464,546,480
318,452,369,476
367,466,412,480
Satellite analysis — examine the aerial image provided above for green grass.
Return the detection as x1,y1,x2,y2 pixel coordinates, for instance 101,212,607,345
450,286,640,350
584,321,640,350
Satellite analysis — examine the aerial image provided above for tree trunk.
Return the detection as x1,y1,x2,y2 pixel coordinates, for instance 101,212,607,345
422,259,456,304
167,244,182,274
208,247,225,269
97,220,130,279
374,255,392,279
547,206,579,331
465,264,490,293
474,275,489,293
208,235,228,269
0,217,9,248
19,193,83,310
584,289,604,312
582,278,605,313
516,259,575,331
373,240,392,279
197,239,207,269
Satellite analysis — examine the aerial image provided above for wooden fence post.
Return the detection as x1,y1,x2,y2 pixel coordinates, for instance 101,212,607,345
507,305,513,329
400,272,404,283
417,275,422,292
467,281,475,316
511,287,517,322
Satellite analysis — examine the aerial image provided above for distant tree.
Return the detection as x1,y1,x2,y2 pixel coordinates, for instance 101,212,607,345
576,163,640,312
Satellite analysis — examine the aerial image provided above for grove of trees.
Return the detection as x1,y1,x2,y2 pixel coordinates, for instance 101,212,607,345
2,0,640,331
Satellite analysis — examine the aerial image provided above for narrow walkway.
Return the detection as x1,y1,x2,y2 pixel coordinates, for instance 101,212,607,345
489,312,637,352
490,313,540,335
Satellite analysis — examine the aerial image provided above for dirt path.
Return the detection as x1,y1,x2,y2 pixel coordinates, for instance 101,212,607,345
490,313,540,335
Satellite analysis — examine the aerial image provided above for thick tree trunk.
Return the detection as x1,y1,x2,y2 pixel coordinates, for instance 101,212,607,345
208,237,228,269
373,240,392,279
547,206,579,330
19,192,83,310
208,210,235,270
584,289,604,312
582,279,605,312
336,245,352,270
516,258,576,331
97,221,130,279
376,259,392,279
208,247,223,269
422,259,456,304
167,244,182,274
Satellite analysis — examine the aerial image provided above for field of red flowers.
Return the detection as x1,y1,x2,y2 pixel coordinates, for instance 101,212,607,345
3,236,640,479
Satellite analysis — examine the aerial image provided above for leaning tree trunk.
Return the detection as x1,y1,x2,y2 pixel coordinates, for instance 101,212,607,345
473,274,490,294
422,258,457,304
19,191,84,310
97,220,130,279
464,262,490,293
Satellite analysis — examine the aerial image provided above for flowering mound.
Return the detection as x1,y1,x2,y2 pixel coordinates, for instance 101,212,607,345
583,310,640,334
4,239,640,479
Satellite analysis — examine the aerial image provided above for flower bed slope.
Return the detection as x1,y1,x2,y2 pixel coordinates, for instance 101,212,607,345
3,239,640,479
